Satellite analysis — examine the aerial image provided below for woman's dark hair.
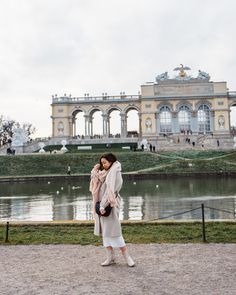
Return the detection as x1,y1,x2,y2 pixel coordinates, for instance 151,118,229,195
99,153,117,169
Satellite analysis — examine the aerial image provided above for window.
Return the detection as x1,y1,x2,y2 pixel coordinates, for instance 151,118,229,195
178,105,191,132
160,106,172,133
198,105,210,132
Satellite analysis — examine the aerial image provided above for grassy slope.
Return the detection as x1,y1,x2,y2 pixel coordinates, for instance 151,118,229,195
0,150,236,176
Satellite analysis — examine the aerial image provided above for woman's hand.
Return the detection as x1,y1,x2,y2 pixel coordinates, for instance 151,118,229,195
94,164,100,171
100,207,106,215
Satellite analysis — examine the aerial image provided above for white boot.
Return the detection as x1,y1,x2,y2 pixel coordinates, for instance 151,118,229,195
101,248,115,266
123,251,135,267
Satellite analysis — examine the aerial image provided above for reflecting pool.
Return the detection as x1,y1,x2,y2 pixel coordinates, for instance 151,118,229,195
0,177,236,221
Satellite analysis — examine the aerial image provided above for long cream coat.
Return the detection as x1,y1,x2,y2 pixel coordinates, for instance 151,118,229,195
92,161,123,237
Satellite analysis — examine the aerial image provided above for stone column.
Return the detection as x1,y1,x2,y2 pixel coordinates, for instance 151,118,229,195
68,117,73,137
191,111,198,133
124,114,128,137
156,112,161,134
154,112,158,135
120,113,127,138
89,117,93,138
108,116,111,137
84,115,90,138
210,110,215,132
138,113,142,138
73,117,76,137
171,111,178,133
102,114,109,138
227,109,231,132
52,118,55,137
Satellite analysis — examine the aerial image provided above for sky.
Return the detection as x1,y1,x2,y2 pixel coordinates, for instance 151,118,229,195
1,0,236,138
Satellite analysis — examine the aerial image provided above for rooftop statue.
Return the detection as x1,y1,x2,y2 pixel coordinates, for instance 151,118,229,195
174,64,191,78
155,72,169,82
197,70,210,80
155,65,210,83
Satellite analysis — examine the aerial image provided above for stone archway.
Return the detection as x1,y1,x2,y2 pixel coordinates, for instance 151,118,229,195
125,107,140,137
230,104,236,126
107,107,122,138
72,109,85,138
89,109,103,138
230,103,236,136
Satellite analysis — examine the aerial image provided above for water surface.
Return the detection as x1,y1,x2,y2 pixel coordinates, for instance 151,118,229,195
0,177,235,221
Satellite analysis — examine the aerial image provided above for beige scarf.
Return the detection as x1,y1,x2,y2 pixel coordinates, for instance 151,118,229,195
89,161,121,208
89,168,108,206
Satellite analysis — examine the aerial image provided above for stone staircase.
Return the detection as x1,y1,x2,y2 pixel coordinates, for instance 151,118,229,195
152,134,235,151
0,134,235,154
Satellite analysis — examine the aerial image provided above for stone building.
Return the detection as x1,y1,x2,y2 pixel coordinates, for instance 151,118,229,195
51,65,236,147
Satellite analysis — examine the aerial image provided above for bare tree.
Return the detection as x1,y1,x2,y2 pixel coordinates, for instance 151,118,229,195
0,116,15,145
23,123,36,138
0,116,36,146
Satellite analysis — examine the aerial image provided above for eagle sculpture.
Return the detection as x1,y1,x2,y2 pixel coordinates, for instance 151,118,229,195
173,64,191,77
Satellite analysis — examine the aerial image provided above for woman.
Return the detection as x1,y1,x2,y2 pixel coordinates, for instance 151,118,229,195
89,152,135,267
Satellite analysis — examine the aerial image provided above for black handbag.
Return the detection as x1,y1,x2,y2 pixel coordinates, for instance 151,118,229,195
95,201,112,217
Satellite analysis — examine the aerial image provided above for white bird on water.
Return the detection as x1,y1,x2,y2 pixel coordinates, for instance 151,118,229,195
72,186,81,190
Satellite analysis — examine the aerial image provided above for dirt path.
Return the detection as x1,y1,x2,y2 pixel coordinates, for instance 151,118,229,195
0,243,235,295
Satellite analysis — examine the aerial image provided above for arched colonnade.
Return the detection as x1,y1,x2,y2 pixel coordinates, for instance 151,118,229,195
55,99,232,139
52,82,236,139
70,105,141,138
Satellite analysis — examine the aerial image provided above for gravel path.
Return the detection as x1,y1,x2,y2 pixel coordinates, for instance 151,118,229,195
0,244,235,295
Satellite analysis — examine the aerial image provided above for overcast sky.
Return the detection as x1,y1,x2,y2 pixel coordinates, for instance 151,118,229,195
1,0,236,137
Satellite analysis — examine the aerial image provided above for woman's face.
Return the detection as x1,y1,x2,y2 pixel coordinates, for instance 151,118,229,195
101,158,112,170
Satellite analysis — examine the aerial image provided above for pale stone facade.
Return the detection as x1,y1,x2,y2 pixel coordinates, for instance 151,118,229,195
51,66,236,143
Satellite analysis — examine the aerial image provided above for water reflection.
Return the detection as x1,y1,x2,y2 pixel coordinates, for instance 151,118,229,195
0,177,235,221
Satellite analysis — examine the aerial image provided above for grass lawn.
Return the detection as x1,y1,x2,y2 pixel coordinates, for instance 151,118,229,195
1,150,236,176
1,222,236,245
